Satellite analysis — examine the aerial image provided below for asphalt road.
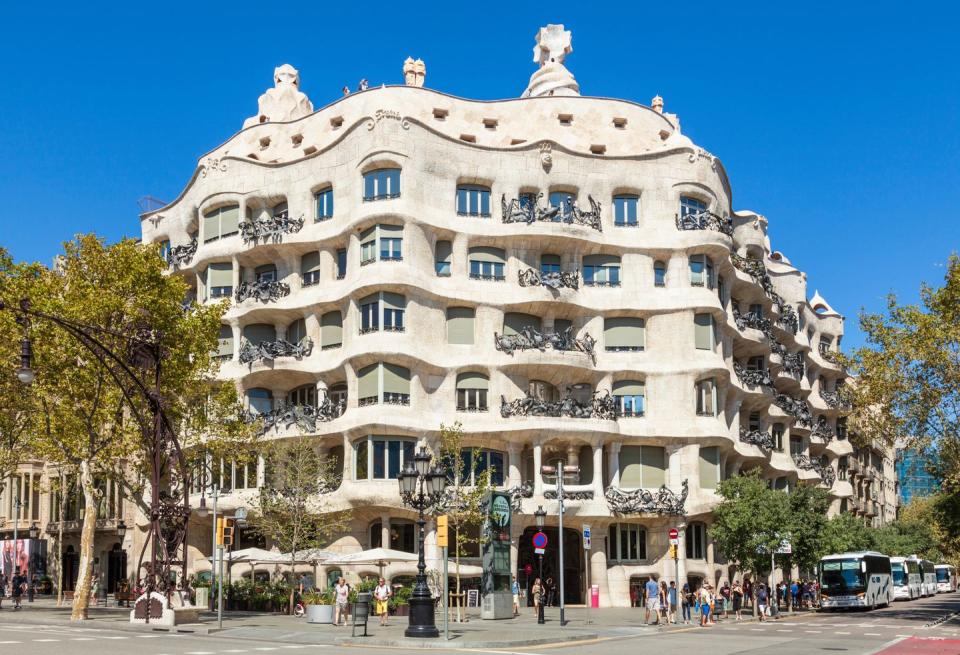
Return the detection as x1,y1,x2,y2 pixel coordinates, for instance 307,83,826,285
0,593,956,655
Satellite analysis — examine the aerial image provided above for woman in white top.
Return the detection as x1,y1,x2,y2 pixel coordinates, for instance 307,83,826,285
374,577,393,626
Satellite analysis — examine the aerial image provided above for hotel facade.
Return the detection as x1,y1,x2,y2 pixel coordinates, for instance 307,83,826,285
124,27,899,606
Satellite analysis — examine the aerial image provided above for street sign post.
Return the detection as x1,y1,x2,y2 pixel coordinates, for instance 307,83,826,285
583,524,591,550
583,524,592,624
671,526,681,624
533,531,547,555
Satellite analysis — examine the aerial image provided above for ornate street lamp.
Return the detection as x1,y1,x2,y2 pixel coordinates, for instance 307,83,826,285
117,520,127,540
397,446,448,638
26,521,38,603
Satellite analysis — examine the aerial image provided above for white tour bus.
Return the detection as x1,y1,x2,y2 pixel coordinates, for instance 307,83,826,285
890,556,922,600
935,564,957,593
912,558,937,596
819,551,894,610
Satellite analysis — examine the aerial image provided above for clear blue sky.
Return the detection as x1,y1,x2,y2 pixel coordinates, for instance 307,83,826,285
1,1,957,349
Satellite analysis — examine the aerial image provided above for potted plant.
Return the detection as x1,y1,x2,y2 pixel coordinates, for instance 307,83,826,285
389,585,412,616
303,589,335,624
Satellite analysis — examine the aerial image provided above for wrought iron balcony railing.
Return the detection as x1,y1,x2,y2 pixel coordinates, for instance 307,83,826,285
739,426,775,451
793,453,836,487
518,267,580,290
733,361,774,390
362,192,401,202
819,387,849,409
494,326,597,363
167,239,198,267
469,273,506,282
782,351,805,377
776,300,799,334
235,279,291,303
675,210,734,236
732,306,773,334
238,213,305,243
505,481,533,511
500,389,617,420
605,480,688,516
501,194,602,232
238,336,313,364
774,394,814,427
811,420,835,442
544,489,594,501
818,342,843,365
248,398,346,435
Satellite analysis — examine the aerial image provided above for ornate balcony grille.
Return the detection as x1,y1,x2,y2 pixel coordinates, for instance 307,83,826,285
235,280,291,303
819,387,849,409
818,342,842,364
792,453,836,487
238,214,305,243
774,394,814,427
733,361,774,390
732,306,773,334
544,489,594,501
739,426,775,451
494,326,597,363
517,267,580,290
775,297,799,334
500,389,617,420
782,352,805,377
249,398,346,435
811,420,835,442
501,194,602,232
675,210,733,236
505,481,533,512
167,239,197,267
238,337,313,364
605,480,688,516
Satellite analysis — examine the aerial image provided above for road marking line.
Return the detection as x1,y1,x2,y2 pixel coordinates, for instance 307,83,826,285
805,630,822,633
102,636,129,639
836,631,851,634
0,641,20,644
34,639,60,642
865,633,883,636
776,629,793,632
184,652,216,654
73,638,96,641
254,649,278,652
136,634,161,638
751,628,765,631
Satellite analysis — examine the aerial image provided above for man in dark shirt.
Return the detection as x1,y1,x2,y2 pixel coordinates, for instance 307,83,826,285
11,569,25,609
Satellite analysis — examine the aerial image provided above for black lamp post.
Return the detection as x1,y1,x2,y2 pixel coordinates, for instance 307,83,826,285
27,522,39,602
534,505,546,624
397,446,448,638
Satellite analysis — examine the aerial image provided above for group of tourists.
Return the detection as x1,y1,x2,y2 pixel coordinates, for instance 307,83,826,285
0,570,27,609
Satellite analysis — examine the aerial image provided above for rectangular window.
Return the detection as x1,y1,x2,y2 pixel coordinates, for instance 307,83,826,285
380,237,402,260
383,292,405,332
689,254,715,289
654,262,666,287
696,378,717,416
207,262,233,300
321,311,343,349
360,297,380,333
773,423,785,451
357,438,414,480
456,185,491,217
540,254,561,275
694,313,715,351
457,449,504,485
363,168,400,201
361,239,376,264
457,388,488,411
315,187,334,220
435,240,452,276
549,191,576,220
301,252,321,287
613,195,639,226
336,248,347,279
447,307,475,344
468,247,506,281
583,255,621,287
680,196,707,218
613,381,645,417
619,445,665,487
699,446,720,489
604,317,645,352
355,441,368,480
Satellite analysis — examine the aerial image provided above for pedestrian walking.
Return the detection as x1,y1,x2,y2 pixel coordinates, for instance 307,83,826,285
743,579,752,609
732,581,743,620
668,581,678,624
681,583,693,624
11,569,24,609
511,576,520,616
532,577,543,614
373,577,392,626
333,577,350,626
644,576,660,625
721,581,731,620
698,584,712,627
659,581,669,623
757,583,768,621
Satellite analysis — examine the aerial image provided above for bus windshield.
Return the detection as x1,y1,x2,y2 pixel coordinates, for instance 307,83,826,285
937,569,950,582
891,563,905,585
821,559,865,593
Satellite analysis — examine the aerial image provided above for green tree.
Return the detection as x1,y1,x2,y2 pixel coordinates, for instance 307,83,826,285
821,513,874,555
0,235,253,620
872,496,943,561
250,435,349,614
847,254,960,559
709,471,789,610
784,484,831,591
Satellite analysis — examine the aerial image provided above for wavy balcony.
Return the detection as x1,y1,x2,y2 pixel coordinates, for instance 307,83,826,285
675,211,733,237
604,480,688,516
167,239,197,268
792,453,836,487
517,267,579,290
499,390,617,419
247,398,346,436
819,387,849,410
494,326,597,363
733,361,775,392
238,337,313,365
235,279,291,303
773,394,814,427
239,213,305,244
739,426,775,451
501,194,602,232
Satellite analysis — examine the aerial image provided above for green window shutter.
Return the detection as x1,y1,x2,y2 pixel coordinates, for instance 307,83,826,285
604,317,644,349
613,380,645,396
202,208,220,241
456,372,489,390
242,323,276,344
468,246,506,263
541,254,561,267
583,254,619,267
359,226,375,241
435,240,452,263
255,264,276,278
360,293,379,306
382,363,410,394
694,313,714,350
218,325,234,357
503,312,542,337
619,446,643,488
208,262,233,287
220,205,240,235
447,307,475,344
357,364,379,399
301,252,321,274
379,223,403,234
640,446,666,488
553,318,572,334
287,318,307,343
320,311,343,347
699,446,720,490
382,292,405,310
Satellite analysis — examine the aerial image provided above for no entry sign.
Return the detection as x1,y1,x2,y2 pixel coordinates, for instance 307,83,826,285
669,527,679,545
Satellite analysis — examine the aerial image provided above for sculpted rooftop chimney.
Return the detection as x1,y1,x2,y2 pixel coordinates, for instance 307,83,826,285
521,24,580,98
243,64,314,129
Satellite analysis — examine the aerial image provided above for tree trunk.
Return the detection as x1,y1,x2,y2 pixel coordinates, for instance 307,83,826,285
71,460,99,621
56,472,66,607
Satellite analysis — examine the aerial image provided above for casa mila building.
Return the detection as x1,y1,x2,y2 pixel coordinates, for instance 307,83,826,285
138,25,888,607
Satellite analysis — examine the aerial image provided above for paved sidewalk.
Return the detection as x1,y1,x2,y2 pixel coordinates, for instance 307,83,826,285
0,597,813,648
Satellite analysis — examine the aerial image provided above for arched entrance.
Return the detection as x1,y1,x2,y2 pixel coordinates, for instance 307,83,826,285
517,526,583,605
107,543,127,593
62,545,79,591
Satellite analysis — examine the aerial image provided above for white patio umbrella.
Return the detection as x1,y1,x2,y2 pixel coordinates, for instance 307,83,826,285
323,547,419,577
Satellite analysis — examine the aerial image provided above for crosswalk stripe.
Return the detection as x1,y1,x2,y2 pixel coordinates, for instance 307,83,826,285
34,639,59,642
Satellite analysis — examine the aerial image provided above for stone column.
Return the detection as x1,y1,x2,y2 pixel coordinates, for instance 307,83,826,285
507,444,521,488
381,514,391,550
608,442,622,488
591,442,604,496
590,546,611,607
533,441,544,496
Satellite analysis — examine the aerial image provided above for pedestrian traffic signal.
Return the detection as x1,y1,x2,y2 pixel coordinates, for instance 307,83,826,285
669,544,678,559
436,515,448,548
216,517,225,546
223,518,235,548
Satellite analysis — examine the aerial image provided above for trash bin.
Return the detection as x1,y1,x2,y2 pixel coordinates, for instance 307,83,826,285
195,587,210,608
352,592,372,637
591,585,599,608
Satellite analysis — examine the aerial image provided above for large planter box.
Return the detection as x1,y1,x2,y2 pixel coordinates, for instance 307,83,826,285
390,604,409,616
195,587,210,608
306,604,334,624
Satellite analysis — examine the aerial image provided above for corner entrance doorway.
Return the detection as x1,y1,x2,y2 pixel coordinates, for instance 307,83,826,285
517,526,583,605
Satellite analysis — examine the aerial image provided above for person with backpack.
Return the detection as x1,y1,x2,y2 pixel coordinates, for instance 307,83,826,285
757,583,768,621
681,583,693,624
10,570,24,610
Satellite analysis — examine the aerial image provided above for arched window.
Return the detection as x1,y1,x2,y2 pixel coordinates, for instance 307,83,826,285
680,196,707,218
246,388,273,415
609,524,646,561
456,185,491,217
456,372,489,412
287,384,317,407
315,186,334,221
613,194,639,227
287,318,307,344
685,522,707,560
613,380,645,417
202,204,240,243
653,261,666,287
363,168,400,201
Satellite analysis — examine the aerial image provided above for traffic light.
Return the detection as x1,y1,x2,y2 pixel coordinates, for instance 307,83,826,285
222,518,235,548
436,515,448,548
216,517,225,546
669,544,678,559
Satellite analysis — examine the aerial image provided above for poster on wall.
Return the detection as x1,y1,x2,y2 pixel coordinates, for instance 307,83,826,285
0,539,48,578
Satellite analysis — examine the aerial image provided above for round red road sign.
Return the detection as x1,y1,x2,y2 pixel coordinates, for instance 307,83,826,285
524,564,533,576
669,528,679,540
532,531,548,549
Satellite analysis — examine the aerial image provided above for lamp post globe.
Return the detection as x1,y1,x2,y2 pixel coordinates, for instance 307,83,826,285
117,520,127,540
534,505,546,529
